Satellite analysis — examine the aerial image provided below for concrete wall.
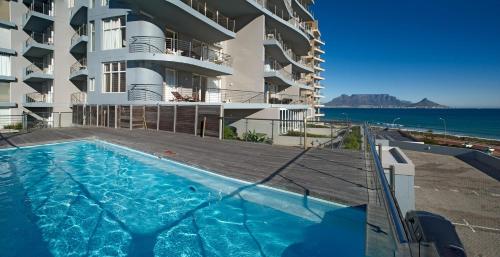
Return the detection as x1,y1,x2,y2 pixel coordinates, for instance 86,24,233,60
8,0,77,115
224,15,265,92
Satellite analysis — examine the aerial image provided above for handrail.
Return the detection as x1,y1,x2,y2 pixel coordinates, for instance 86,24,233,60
24,92,53,104
71,92,87,104
25,32,53,47
127,83,306,105
70,58,87,75
71,24,87,45
25,62,52,76
128,84,163,102
179,0,235,32
265,28,314,69
365,124,409,244
252,0,312,35
265,58,309,87
23,1,54,26
129,36,232,67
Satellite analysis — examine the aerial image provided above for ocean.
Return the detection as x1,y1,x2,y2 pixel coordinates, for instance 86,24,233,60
322,108,500,140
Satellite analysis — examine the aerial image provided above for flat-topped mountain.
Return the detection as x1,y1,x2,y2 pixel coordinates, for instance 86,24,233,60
325,94,447,108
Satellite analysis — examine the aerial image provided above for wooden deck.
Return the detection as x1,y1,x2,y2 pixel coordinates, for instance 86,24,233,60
0,127,369,206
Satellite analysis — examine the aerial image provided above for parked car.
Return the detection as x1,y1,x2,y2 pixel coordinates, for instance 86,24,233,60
406,211,467,257
462,142,473,148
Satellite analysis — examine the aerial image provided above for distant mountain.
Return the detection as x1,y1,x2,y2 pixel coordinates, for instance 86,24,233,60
408,98,447,108
325,94,447,108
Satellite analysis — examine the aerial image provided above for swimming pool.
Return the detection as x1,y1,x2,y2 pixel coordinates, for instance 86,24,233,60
0,140,366,257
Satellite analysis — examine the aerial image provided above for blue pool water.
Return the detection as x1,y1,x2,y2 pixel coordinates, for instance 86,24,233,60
0,140,366,257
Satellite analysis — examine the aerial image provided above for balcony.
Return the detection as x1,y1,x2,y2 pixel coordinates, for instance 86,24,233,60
128,36,233,76
264,59,312,90
22,32,54,58
71,92,87,105
119,0,235,42
69,58,88,81
314,64,325,72
22,2,54,32
70,0,88,26
23,92,53,108
126,83,307,107
70,24,88,55
264,30,313,74
292,0,314,21
23,62,53,83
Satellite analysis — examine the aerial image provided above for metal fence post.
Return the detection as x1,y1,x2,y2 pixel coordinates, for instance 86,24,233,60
330,121,333,150
303,117,307,149
389,165,396,195
115,105,118,128
156,104,160,131
378,144,383,163
271,120,274,144
173,105,177,133
58,112,61,127
129,105,132,130
218,105,224,140
194,105,198,135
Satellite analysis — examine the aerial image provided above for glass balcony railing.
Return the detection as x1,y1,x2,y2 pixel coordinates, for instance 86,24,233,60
24,92,53,104
25,32,53,48
70,58,87,75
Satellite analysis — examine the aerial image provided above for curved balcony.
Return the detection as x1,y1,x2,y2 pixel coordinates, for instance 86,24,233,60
23,63,53,83
292,0,314,21
70,24,88,55
22,32,54,58
128,36,233,76
22,2,54,32
70,0,88,26
264,59,312,90
128,84,163,102
71,92,87,105
249,0,311,55
23,92,53,108
264,31,313,74
119,0,235,42
69,58,88,81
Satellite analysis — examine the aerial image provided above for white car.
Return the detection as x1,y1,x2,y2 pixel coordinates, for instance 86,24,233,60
463,142,473,148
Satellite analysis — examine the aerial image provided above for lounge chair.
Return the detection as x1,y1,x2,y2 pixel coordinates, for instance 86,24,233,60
171,91,194,102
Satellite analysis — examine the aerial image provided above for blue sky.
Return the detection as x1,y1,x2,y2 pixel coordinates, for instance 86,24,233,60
313,0,500,107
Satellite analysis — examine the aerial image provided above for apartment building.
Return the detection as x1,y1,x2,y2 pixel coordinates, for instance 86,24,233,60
0,0,325,131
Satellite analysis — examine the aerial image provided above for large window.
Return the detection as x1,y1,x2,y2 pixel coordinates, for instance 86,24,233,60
0,54,11,76
103,61,126,93
89,21,95,51
0,82,9,102
102,16,125,50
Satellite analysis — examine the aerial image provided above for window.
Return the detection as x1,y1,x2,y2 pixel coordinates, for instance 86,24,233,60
90,0,95,8
89,78,95,91
102,61,126,93
68,0,75,8
101,0,108,6
89,21,95,51
0,54,11,76
102,16,126,50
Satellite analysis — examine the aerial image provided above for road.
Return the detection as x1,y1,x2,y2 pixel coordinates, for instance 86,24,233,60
403,150,500,257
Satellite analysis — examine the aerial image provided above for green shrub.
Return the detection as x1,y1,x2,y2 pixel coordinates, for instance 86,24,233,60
3,123,23,130
284,130,329,138
343,126,362,150
241,130,270,143
223,125,237,139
